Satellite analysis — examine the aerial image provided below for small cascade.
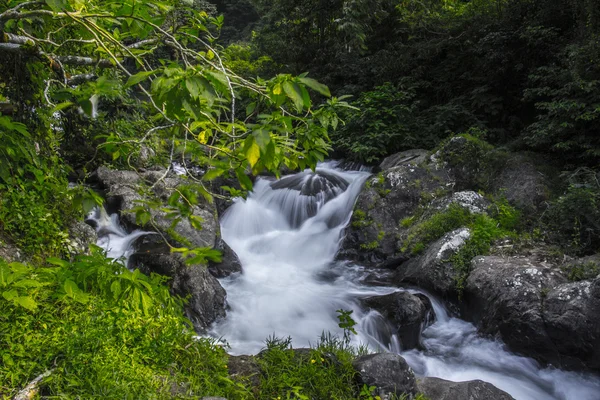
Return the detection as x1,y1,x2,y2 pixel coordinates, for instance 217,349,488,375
85,206,151,267
210,163,600,400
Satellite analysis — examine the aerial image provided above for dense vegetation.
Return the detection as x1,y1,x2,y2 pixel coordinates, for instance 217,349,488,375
1,0,599,397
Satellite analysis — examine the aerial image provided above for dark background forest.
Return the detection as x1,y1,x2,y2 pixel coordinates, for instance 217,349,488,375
215,0,600,165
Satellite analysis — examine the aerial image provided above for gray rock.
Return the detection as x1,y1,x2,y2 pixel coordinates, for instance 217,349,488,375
132,249,226,332
67,220,96,256
417,377,515,400
435,191,489,214
94,166,227,332
208,238,242,278
395,228,471,299
362,292,434,350
200,397,227,400
379,149,429,170
489,153,556,213
340,160,451,266
464,255,600,372
95,166,218,249
0,236,24,263
228,355,261,389
352,353,417,399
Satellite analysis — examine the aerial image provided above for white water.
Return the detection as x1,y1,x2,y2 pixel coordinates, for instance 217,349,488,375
210,163,600,400
85,207,151,266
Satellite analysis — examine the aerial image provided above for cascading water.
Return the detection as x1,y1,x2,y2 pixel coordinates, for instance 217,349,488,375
85,206,151,266
210,163,600,400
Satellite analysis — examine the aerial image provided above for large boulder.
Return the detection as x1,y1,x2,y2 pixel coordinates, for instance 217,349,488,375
489,152,556,214
464,255,600,372
352,353,417,399
416,377,515,400
95,166,218,249
340,150,451,267
395,228,472,299
362,291,434,350
208,238,242,278
93,166,230,332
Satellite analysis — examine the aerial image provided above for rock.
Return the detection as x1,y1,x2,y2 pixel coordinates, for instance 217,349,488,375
228,355,261,390
395,228,471,299
131,248,226,332
0,236,24,263
352,353,417,399
200,397,227,400
434,191,489,214
95,166,219,249
362,292,434,350
543,278,600,371
379,149,430,170
94,166,227,332
208,238,242,278
464,255,600,372
416,377,515,400
340,157,451,266
433,135,496,191
67,220,96,256
489,152,556,213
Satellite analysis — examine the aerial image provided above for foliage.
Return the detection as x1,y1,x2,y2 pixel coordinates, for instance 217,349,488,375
543,168,600,255
562,261,600,282
0,250,248,398
258,335,358,400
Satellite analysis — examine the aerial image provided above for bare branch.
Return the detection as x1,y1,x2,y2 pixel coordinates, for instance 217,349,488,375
13,369,53,400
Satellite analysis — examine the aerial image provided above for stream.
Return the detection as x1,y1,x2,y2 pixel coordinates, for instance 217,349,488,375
88,163,600,400
207,163,600,400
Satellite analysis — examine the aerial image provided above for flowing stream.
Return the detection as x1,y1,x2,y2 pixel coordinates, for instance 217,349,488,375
209,163,600,400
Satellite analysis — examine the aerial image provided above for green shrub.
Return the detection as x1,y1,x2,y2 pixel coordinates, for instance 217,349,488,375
544,169,600,255
0,251,248,399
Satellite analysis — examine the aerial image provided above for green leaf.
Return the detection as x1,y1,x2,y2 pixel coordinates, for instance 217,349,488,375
63,279,79,298
47,257,69,267
52,102,74,113
45,0,67,12
235,168,253,191
2,289,18,301
246,139,260,168
111,280,121,300
202,168,225,181
283,81,305,112
299,77,331,97
14,296,37,311
125,70,155,88
185,75,204,99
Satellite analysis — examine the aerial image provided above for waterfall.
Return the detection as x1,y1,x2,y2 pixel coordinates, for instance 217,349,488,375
85,206,151,267
209,163,600,400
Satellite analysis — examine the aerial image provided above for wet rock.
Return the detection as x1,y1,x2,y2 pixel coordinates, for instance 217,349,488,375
132,249,226,332
94,166,227,332
208,238,242,278
416,377,515,400
352,353,417,399
464,255,600,372
362,292,434,350
434,191,489,214
395,228,471,299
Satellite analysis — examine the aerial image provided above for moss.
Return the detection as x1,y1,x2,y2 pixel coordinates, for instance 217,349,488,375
562,261,600,282
401,203,474,254
351,209,372,228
